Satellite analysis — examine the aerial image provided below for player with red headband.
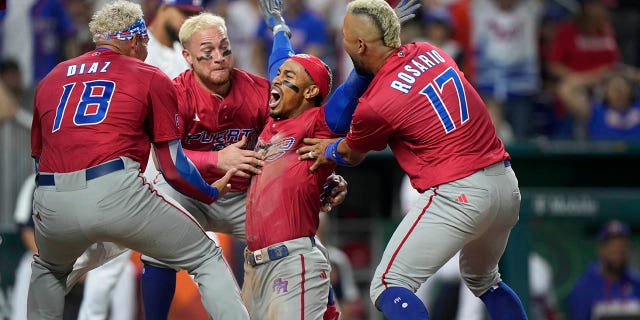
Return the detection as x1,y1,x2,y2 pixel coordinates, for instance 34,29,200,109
241,50,339,320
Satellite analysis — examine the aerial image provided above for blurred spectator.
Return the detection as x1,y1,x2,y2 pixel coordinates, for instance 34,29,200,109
0,59,19,123
11,174,37,320
146,0,202,79
1,0,78,88
568,220,640,320
471,0,544,142
252,0,328,76
422,8,464,68
10,174,86,320
546,0,621,138
65,0,95,54
587,72,640,140
609,0,640,68
225,0,262,74
318,212,367,320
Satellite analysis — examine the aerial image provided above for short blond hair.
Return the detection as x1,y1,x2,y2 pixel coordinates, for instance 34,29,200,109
89,0,144,42
179,13,227,46
347,0,401,49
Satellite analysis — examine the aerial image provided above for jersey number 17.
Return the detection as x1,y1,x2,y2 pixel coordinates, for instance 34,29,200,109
419,67,469,134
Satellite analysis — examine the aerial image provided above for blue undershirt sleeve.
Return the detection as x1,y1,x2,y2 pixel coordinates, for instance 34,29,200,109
268,31,294,81
324,69,372,134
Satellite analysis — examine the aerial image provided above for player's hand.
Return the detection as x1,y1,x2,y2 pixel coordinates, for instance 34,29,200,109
393,0,421,24
320,174,348,212
211,168,237,200
297,137,336,172
259,0,291,37
217,136,264,178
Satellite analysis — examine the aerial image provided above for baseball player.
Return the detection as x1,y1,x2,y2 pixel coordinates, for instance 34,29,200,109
241,50,337,320
75,2,208,319
298,1,527,319
28,1,249,319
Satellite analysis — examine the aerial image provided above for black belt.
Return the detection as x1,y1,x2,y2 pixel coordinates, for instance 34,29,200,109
504,159,511,167
37,159,125,186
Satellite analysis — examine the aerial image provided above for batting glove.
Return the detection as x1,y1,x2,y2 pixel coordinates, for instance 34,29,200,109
259,0,291,38
393,0,422,24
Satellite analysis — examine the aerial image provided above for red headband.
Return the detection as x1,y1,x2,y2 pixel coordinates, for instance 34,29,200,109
289,54,331,101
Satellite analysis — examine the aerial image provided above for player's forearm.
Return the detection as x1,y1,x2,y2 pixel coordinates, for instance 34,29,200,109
154,140,219,204
338,139,366,165
325,70,372,134
325,137,366,166
183,149,219,175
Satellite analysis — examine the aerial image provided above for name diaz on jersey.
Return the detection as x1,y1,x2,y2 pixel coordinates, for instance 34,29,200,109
66,61,112,77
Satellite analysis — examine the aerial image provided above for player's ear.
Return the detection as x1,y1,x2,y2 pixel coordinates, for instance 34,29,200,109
182,49,193,65
304,85,320,100
357,38,367,54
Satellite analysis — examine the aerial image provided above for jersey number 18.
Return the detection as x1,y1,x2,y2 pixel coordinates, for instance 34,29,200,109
52,80,116,132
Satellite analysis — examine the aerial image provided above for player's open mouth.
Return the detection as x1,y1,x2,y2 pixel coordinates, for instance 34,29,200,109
269,86,282,109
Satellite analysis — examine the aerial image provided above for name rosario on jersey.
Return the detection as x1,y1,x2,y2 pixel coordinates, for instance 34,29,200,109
390,49,446,94
66,61,112,77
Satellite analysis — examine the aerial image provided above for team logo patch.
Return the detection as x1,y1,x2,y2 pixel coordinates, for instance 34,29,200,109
272,278,289,294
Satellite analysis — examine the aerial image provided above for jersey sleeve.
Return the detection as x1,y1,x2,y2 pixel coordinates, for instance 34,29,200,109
147,71,183,143
345,100,393,153
183,149,219,176
154,140,220,204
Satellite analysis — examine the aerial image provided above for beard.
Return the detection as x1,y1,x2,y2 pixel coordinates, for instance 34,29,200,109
602,260,626,277
350,56,372,76
165,22,180,43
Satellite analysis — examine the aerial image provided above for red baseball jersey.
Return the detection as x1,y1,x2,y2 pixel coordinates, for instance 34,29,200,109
32,49,182,173
174,69,271,192
346,42,509,193
548,20,619,72
245,107,336,251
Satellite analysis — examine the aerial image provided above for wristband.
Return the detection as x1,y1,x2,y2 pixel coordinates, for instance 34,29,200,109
324,138,355,167
209,187,219,202
273,24,291,38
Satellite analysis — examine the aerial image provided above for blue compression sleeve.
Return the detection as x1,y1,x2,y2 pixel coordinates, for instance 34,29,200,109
155,140,219,203
480,282,528,320
268,31,294,81
376,287,429,320
141,264,177,320
324,70,372,134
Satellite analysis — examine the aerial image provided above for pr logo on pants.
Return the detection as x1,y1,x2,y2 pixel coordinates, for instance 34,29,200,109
273,278,288,294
